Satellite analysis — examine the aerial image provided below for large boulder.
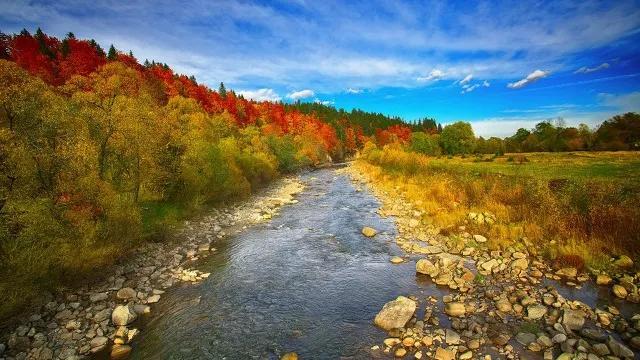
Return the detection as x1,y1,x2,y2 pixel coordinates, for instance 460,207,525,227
112,305,137,326
374,296,416,331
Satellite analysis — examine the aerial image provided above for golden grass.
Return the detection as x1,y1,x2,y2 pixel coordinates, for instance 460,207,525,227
355,146,640,270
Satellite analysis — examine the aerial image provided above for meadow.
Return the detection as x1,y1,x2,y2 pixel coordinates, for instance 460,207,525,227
357,145,640,271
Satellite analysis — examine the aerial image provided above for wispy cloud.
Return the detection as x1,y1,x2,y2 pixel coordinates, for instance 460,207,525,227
507,70,550,89
346,88,363,94
417,69,445,82
287,89,315,100
575,62,610,74
238,88,281,102
459,74,473,85
314,98,334,106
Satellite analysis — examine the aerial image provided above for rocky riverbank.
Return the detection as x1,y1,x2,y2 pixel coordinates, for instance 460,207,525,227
0,176,304,360
342,163,640,360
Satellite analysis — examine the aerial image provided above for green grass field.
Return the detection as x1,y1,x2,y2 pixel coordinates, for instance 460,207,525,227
428,151,640,186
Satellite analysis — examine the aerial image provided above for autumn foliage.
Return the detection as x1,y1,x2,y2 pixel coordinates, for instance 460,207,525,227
0,29,417,319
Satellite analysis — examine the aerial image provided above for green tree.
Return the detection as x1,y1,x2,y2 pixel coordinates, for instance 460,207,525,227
409,131,441,155
107,45,117,61
439,121,476,154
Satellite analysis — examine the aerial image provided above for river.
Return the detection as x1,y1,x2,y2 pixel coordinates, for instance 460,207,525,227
129,168,448,359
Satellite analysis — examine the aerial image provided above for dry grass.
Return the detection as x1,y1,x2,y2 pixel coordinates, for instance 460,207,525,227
356,145,640,270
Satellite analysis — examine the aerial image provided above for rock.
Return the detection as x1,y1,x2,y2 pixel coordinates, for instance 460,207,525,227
281,353,298,360
481,259,499,272
112,305,137,326
394,348,407,357
384,338,401,347
492,333,511,346
630,336,640,350
556,354,573,360
414,245,442,255
374,296,416,331
444,302,466,317
90,336,108,349
614,255,634,268
111,345,132,360
90,292,108,302
613,284,628,299
459,351,473,360
578,328,601,340
445,329,461,345
146,294,161,303
116,287,136,300
516,332,536,345
562,309,585,331
402,337,415,347
416,259,438,276
552,333,567,344
527,304,548,320
435,347,455,360
512,258,529,270
495,298,512,313
556,267,577,278
473,234,487,243
362,227,378,237
133,304,151,315
607,336,634,358
390,256,404,264
596,274,612,285
592,343,610,356
94,308,111,322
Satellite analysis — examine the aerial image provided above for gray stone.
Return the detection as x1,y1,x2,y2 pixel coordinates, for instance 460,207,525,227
116,287,136,300
89,292,108,302
112,305,137,326
373,296,416,331
562,309,585,331
516,332,536,345
607,336,634,358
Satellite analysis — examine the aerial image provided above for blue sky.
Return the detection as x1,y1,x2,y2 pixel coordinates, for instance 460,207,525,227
1,0,639,136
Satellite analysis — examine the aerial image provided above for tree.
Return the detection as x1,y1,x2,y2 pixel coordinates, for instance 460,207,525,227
218,82,227,98
409,132,441,155
107,44,117,60
595,113,640,150
440,122,476,154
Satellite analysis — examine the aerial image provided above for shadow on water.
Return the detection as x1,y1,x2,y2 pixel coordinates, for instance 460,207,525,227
130,168,448,359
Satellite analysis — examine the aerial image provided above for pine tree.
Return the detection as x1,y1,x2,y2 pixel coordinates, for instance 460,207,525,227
144,59,151,67
107,45,117,60
219,82,227,98
66,32,75,39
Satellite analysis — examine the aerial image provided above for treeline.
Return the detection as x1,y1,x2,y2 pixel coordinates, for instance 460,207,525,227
0,28,410,319
402,115,640,156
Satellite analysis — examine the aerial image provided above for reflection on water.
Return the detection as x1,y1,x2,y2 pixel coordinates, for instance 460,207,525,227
131,170,448,359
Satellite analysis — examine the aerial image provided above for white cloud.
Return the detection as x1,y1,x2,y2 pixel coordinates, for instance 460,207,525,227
459,74,473,85
507,69,549,89
314,98,334,106
482,80,490,87
417,69,445,82
461,84,479,94
575,62,610,74
237,88,281,102
346,87,363,94
598,91,640,112
287,89,315,100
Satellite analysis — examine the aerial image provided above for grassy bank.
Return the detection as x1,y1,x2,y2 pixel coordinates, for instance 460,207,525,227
357,144,640,271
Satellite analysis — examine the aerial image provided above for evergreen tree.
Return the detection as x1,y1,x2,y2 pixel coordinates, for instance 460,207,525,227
107,45,117,60
219,82,227,98
66,32,75,39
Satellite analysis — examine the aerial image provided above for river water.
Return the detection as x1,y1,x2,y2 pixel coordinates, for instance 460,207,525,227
131,168,448,359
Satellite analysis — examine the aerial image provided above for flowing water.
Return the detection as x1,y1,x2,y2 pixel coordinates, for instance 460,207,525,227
131,168,448,359
130,167,638,359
